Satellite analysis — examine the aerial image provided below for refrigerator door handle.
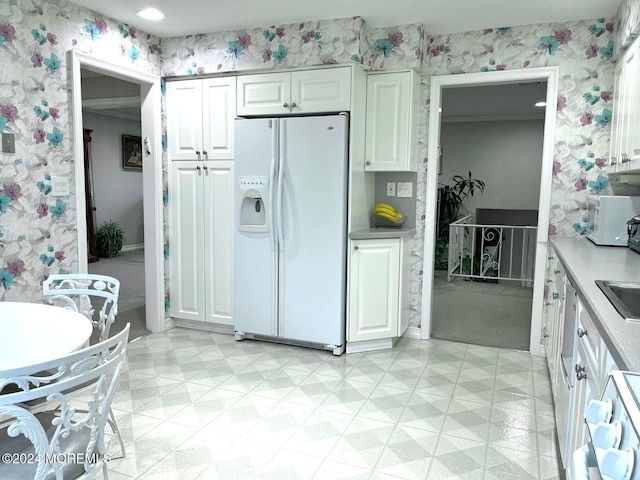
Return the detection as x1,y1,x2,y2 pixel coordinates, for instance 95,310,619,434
276,120,285,252
269,121,278,252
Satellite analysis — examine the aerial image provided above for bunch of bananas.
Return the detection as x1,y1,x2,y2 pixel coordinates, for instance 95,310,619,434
374,203,404,225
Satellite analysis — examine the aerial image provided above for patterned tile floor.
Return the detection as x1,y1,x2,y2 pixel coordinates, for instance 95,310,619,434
105,328,562,480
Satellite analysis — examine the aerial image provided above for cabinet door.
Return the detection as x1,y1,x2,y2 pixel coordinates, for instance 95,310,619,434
166,81,204,161
290,68,351,114
627,40,640,171
237,72,290,116
203,162,234,325
202,78,236,160
348,239,400,342
364,71,418,172
610,61,625,170
170,162,205,320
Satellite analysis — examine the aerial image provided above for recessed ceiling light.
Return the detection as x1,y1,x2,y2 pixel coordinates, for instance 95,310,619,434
136,8,164,20
535,101,547,107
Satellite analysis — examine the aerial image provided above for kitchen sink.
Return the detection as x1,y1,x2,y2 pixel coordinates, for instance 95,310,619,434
595,280,640,321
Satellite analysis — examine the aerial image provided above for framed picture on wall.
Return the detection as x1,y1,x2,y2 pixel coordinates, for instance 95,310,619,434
122,134,143,171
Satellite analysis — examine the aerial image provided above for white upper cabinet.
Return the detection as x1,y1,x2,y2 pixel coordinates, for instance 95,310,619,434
237,67,351,116
364,70,419,172
166,77,236,161
610,36,640,173
291,68,352,114
236,72,291,116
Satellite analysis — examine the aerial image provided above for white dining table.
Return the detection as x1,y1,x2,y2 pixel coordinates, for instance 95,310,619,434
0,301,93,371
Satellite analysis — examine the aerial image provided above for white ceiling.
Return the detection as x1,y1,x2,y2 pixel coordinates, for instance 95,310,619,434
67,0,621,39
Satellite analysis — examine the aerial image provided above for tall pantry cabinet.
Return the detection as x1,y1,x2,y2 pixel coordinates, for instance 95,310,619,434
167,77,235,327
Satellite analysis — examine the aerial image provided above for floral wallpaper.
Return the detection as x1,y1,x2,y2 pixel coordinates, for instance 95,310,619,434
615,0,640,56
160,17,428,76
0,0,161,301
408,19,616,327
161,17,363,76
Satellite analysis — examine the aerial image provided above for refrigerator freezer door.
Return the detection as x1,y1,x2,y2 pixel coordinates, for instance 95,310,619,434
234,118,278,336
279,115,348,345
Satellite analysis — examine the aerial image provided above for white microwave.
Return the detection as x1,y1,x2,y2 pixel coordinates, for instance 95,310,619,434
585,195,640,246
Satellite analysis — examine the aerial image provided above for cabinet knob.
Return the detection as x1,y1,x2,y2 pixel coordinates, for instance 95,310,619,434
611,157,618,165
203,165,208,175
546,279,553,283
365,161,371,166
577,327,587,338
554,269,561,274
354,245,359,251
203,150,208,160
552,292,559,299
196,150,201,160
548,256,554,260
622,154,630,163
196,166,201,175
576,370,587,381
291,102,297,108
283,103,289,108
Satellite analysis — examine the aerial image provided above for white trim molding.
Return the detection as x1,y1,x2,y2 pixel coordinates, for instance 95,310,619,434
69,51,165,334
421,67,559,357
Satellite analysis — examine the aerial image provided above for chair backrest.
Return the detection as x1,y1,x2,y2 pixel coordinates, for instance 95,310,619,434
43,274,120,342
0,324,129,480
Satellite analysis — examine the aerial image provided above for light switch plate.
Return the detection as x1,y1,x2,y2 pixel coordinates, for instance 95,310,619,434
397,182,413,198
1,133,15,153
386,182,396,196
51,176,70,196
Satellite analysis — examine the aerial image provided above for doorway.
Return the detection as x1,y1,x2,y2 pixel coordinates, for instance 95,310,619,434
80,69,149,341
421,67,559,356
69,51,164,334
432,82,546,350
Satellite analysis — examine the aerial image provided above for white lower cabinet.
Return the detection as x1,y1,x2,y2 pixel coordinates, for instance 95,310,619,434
567,303,618,472
544,247,566,400
170,161,234,325
347,237,410,346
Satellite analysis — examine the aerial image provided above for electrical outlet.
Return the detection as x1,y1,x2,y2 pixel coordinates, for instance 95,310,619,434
1,133,15,153
397,182,413,198
51,176,70,196
386,182,396,196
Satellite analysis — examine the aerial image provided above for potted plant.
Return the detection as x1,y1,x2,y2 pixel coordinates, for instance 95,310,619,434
96,220,125,258
435,171,485,269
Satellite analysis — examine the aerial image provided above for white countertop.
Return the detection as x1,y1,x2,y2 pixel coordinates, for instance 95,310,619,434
550,237,640,371
349,227,416,240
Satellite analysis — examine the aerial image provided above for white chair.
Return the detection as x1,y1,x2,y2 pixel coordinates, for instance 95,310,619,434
42,274,125,459
42,274,120,343
0,324,129,480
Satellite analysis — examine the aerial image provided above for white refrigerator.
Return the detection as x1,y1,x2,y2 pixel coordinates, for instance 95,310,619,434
234,115,348,353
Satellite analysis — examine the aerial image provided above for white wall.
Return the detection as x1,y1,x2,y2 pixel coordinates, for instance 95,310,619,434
83,112,143,247
439,119,544,220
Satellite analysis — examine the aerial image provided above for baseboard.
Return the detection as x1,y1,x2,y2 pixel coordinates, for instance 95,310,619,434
122,243,144,252
346,337,396,353
403,327,421,340
163,317,177,332
174,318,235,335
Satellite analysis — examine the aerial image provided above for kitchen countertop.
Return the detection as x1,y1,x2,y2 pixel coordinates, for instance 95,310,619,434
551,236,640,371
349,227,416,240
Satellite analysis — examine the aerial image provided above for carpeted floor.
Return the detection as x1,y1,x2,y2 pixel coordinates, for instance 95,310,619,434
432,270,533,350
89,249,150,343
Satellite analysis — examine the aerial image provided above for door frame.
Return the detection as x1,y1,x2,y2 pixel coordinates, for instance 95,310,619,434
420,67,559,355
69,51,165,333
